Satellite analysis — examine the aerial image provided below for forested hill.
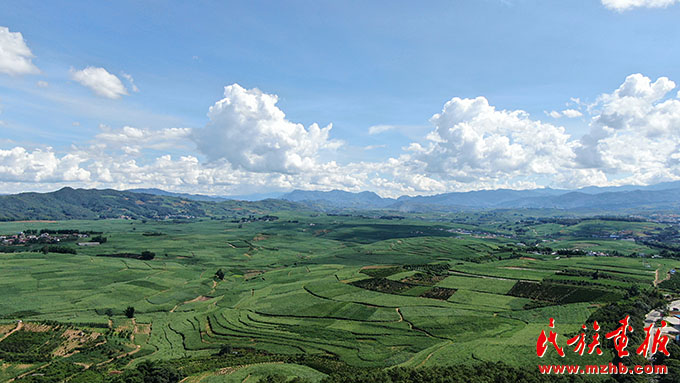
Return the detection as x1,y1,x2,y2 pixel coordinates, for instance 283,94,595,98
0,187,302,221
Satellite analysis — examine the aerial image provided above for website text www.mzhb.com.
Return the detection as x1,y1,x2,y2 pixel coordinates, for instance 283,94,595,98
538,363,667,375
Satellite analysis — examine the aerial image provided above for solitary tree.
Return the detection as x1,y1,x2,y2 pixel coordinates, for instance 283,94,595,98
125,306,135,318
218,344,232,355
215,269,225,281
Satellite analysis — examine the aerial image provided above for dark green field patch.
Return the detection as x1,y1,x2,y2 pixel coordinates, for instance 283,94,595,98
349,278,412,295
400,272,447,286
0,310,42,319
323,224,453,244
0,328,64,362
419,287,456,300
507,281,623,305
556,268,650,283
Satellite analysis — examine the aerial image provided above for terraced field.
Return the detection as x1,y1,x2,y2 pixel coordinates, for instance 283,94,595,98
0,215,678,381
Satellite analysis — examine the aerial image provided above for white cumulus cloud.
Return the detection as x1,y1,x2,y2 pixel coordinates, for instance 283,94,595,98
0,26,40,76
602,0,680,11
4,74,680,197
70,66,129,99
0,147,90,182
192,84,342,174
407,96,577,184
576,73,680,184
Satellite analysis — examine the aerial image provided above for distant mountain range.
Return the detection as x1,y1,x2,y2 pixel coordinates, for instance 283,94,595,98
280,181,680,212
282,189,397,209
1,181,680,221
573,180,680,194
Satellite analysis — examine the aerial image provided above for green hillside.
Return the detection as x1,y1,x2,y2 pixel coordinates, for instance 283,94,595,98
0,188,304,221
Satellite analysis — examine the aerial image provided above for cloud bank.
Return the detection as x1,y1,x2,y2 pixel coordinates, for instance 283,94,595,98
1,75,680,197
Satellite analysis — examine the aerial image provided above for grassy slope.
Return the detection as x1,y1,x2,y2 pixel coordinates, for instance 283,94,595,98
0,187,304,220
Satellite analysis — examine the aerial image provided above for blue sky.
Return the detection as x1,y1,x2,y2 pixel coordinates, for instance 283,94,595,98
1,0,680,196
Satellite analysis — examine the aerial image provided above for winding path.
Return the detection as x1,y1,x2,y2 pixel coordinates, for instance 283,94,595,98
0,321,23,343
417,340,453,368
654,268,671,287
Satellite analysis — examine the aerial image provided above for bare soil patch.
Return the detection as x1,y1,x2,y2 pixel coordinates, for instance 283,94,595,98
244,270,264,280
22,323,50,332
0,324,14,336
185,295,213,304
52,329,100,357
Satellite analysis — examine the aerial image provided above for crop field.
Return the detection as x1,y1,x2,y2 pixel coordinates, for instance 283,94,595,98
0,214,679,381
185,363,327,383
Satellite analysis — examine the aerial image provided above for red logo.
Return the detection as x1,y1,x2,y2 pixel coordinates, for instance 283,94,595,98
537,317,671,358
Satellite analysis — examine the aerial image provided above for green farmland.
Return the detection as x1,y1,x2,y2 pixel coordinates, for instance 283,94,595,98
0,214,679,382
